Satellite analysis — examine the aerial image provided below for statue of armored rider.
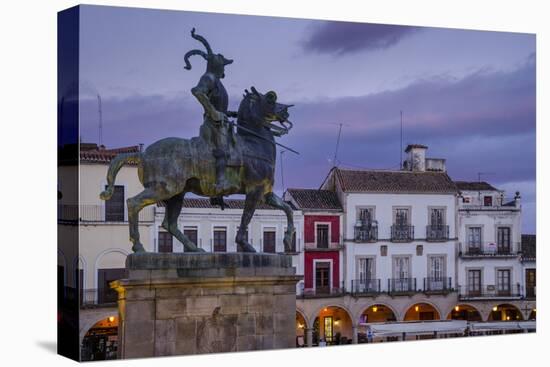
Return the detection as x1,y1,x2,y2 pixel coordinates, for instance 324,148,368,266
184,28,236,207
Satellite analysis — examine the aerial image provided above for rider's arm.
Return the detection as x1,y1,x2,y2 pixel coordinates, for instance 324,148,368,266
191,74,225,122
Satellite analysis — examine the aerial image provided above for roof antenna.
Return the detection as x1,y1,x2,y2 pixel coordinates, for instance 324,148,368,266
97,94,103,146
400,110,403,169
332,123,343,167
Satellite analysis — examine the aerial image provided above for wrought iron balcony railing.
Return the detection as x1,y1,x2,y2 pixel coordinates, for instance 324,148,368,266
299,282,346,298
423,277,452,293
388,278,417,294
458,284,522,300
391,225,414,242
350,279,381,295
426,225,449,241
459,242,520,258
354,226,378,242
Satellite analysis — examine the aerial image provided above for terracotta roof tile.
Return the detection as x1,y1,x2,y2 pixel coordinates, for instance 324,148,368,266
454,181,498,191
334,168,457,193
286,189,342,211
80,145,140,164
175,198,290,210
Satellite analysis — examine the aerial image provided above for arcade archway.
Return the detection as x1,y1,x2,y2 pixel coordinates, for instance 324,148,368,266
447,304,482,321
488,304,523,321
313,306,353,346
81,315,119,361
404,302,441,321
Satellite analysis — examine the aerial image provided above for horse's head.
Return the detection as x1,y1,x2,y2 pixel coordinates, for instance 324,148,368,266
238,87,293,136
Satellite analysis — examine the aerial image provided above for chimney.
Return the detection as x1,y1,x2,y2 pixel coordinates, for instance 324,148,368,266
404,144,428,172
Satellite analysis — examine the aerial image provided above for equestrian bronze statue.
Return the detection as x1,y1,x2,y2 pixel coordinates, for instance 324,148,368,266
100,29,296,254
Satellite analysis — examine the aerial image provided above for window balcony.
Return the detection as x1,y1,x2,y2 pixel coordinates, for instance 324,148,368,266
458,285,522,300
391,225,414,242
350,279,381,296
299,282,346,298
459,242,520,258
354,226,378,242
80,288,118,308
423,277,452,294
303,242,344,251
426,225,449,241
388,278,417,294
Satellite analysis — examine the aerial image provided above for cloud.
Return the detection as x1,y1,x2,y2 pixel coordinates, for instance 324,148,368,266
302,21,421,55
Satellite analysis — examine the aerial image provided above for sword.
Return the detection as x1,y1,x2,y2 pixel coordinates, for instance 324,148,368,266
225,119,300,155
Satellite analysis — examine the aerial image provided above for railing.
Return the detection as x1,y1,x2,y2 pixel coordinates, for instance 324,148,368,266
388,278,416,294
458,285,522,300
303,242,343,251
459,242,520,257
426,225,449,241
350,279,381,295
80,288,118,307
58,204,155,223
391,225,414,242
354,226,378,242
299,282,346,298
423,277,452,293
458,197,518,210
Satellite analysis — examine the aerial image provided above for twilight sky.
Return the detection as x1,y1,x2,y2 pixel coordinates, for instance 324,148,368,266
76,5,536,233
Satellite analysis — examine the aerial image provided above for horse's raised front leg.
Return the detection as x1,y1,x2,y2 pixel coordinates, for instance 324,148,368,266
162,193,205,252
127,188,163,253
235,187,263,253
265,192,295,252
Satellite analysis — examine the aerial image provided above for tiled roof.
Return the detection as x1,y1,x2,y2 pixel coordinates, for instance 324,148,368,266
521,234,536,260
454,181,498,191
286,188,342,211
333,168,457,193
176,198,288,210
80,144,141,164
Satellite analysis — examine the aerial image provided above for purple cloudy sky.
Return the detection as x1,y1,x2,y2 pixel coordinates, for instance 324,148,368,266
76,5,536,233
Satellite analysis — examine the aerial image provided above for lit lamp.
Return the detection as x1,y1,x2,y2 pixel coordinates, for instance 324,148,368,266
108,316,115,323
334,318,340,326
415,306,419,312
492,306,498,312
372,306,378,313
506,316,510,321
454,306,460,312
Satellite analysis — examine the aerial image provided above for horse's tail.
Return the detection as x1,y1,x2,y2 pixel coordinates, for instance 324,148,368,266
99,152,142,200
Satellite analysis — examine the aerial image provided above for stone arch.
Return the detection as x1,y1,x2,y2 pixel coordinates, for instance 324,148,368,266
356,302,400,324
446,303,483,321
310,303,355,327
94,248,130,289
296,308,310,329
487,303,524,321
402,301,442,321
79,310,119,345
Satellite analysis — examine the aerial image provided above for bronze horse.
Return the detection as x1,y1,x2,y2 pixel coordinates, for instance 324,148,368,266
100,87,295,253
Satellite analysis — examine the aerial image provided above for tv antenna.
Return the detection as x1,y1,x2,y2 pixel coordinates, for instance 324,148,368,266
332,123,343,167
97,94,103,146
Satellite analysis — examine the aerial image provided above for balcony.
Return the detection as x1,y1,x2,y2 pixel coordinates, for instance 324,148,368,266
458,196,519,211
299,282,346,298
426,225,449,241
459,242,520,258
354,226,378,242
391,225,414,242
388,278,417,295
80,288,118,308
458,285,522,300
423,277,452,294
303,241,344,251
350,279,382,296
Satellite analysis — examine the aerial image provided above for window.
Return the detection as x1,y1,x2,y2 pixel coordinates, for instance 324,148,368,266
497,227,511,253
316,224,329,248
430,208,445,227
497,269,511,296
158,231,173,253
358,258,374,282
468,270,481,296
213,227,227,252
358,208,374,225
526,269,536,298
263,228,276,253
429,256,445,280
184,227,198,247
467,227,482,252
324,316,333,343
97,268,126,304
105,185,124,221
483,196,493,207
394,208,410,227
315,262,331,294
393,256,410,292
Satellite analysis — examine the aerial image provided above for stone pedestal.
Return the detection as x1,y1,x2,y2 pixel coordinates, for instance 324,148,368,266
111,252,301,359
